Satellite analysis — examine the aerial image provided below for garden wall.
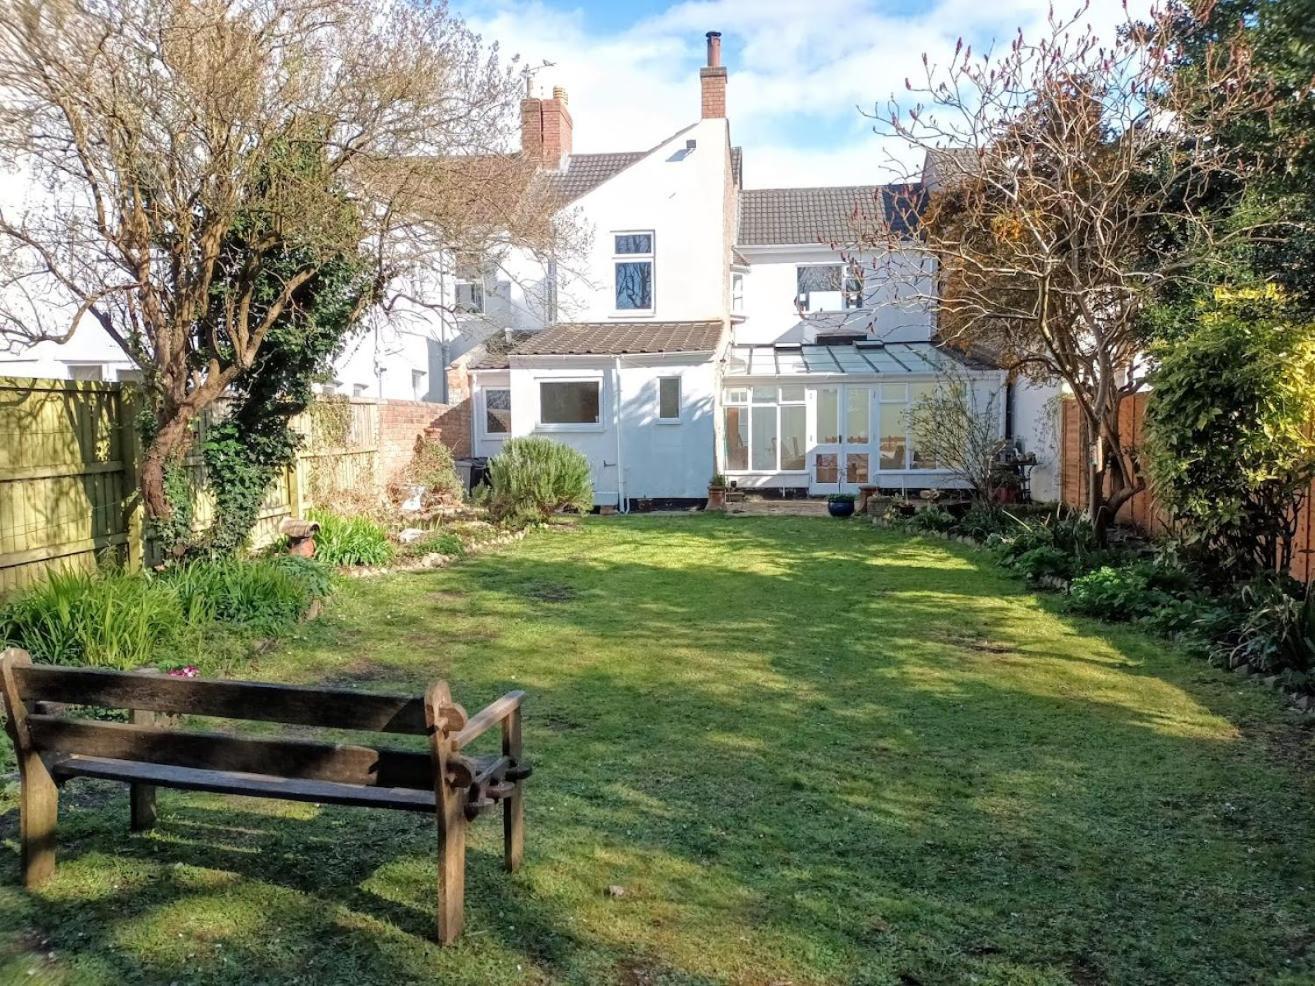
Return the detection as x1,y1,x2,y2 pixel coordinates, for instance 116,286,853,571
0,377,464,593
1059,394,1315,581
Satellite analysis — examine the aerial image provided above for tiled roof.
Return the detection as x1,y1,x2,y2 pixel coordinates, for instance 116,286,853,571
544,152,647,203
508,321,725,357
467,330,536,370
737,183,926,246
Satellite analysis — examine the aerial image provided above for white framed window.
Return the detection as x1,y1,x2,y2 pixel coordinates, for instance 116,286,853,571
538,378,602,430
732,273,744,313
613,231,654,313
723,386,805,473
352,383,370,398
484,387,511,436
115,368,143,383
657,376,681,423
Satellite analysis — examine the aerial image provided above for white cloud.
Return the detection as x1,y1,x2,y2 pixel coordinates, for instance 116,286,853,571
459,0,1155,187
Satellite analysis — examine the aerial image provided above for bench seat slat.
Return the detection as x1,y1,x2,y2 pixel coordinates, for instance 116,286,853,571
28,715,435,790
50,755,439,813
12,666,448,734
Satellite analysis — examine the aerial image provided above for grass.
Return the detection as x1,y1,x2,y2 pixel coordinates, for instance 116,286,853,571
2,515,1314,985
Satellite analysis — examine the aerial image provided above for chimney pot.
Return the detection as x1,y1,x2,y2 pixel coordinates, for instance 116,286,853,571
706,31,722,67
552,85,568,105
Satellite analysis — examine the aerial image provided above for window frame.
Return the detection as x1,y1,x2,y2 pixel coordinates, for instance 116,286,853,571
656,375,682,424
536,376,605,432
454,276,486,315
731,273,745,314
722,385,807,474
480,386,512,439
612,230,655,316
795,263,845,312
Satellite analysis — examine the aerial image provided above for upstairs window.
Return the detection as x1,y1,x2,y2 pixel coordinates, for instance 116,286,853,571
732,273,744,313
614,232,654,312
796,264,842,311
454,278,485,314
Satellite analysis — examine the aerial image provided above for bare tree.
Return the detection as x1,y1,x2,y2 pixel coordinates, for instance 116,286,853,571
862,2,1275,541
906,373,1008,502
0,0,572,527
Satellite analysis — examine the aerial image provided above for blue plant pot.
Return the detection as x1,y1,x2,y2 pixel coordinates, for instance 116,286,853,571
828,499,855,518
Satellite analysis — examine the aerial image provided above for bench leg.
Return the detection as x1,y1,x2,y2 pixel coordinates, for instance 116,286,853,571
19,751,58,888
436,786,466,946
502,706,524,873
130,783,157,831
129,709,157,831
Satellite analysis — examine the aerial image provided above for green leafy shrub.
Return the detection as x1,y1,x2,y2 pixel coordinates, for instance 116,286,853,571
1010,545,1074,581
1144,294,1315,580
1068,565,1174,621
905,507,956,533
396,530,466,560
488,437,593,526
309,509,394,566
955,504,1014,541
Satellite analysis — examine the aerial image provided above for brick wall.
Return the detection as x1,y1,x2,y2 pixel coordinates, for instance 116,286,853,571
377,398,470,481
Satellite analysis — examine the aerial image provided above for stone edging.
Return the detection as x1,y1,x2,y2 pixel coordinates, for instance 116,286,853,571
339,526,532,579
878,520,1314,716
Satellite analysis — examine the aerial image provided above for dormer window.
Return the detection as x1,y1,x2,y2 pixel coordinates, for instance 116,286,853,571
614,231,654,313
843,262,865,309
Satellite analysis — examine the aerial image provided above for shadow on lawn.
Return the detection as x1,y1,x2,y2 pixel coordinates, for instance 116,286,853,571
2,516,1313,985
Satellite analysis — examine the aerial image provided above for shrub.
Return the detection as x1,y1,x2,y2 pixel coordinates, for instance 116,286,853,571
396,530,466,560
402,435,463,501
1067,565,1173,621
488,437,593,526
1144,293,1315,580
956,503,1014,541
1228,573,1315,674
309,509,394,566
905,507,956,533
1009,545,1074,581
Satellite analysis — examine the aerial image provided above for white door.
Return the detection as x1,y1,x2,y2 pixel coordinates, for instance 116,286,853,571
809,385,873,494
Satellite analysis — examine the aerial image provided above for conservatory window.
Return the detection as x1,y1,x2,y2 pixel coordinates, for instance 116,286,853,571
879,384,907,470
723,386,806,472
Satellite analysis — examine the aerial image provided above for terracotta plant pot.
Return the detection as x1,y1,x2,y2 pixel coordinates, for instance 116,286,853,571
706,485,726,510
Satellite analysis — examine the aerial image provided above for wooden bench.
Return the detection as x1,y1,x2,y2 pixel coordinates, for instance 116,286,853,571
0,648,530,945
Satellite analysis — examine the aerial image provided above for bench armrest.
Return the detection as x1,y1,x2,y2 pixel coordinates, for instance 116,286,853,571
451,691,524,750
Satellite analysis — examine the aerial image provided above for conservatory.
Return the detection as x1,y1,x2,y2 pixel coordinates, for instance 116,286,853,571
718,340,1006,495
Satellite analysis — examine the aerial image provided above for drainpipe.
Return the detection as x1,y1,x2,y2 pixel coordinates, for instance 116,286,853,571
614,356,628,513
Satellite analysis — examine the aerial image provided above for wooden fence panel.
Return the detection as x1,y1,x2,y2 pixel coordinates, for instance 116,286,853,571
0,379,382,593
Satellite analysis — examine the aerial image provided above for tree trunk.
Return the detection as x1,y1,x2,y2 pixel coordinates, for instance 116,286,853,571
138,408,199,536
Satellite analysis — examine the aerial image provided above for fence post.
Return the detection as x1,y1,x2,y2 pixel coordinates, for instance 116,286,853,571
119,386,146,573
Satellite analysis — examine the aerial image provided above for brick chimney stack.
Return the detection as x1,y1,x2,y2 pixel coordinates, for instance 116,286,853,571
521,86,573,169
700,31,727,119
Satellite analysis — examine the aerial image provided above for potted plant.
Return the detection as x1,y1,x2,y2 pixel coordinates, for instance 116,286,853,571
827,492,857,518
707,473,728,511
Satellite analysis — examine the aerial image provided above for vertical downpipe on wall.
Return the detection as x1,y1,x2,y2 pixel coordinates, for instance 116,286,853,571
614,357,628,513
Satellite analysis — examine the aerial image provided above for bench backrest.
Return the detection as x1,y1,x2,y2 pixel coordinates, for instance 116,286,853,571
1,653,465,791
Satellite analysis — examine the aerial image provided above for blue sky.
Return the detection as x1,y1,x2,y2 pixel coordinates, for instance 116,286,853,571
456,0,1151,187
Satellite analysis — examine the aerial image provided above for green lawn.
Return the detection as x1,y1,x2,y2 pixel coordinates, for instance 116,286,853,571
3,516,1314,985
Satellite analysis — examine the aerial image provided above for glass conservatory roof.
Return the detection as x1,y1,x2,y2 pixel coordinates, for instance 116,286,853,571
723,341,997,378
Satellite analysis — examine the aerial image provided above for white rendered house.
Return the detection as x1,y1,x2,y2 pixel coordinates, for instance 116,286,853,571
459,32,1060,506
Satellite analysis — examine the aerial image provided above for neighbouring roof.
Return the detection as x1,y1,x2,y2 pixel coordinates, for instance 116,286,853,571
467,330,537,371
507,321,725,358
545,152,648,203
737,183,926,246
724,340,999,377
